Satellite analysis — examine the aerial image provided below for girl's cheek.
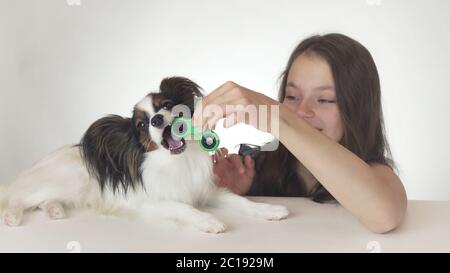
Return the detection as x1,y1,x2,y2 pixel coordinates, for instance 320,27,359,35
331,116,345,141
282,101,297,112
320,110,343,140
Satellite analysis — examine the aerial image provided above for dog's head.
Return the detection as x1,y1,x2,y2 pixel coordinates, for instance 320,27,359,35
132,76,203,155
79,77,204,193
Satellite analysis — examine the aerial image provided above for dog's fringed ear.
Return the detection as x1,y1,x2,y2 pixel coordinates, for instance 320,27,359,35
79,115,145,195
131,108,158,153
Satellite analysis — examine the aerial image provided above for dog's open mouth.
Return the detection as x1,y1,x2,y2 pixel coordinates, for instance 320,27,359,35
161,125,186,154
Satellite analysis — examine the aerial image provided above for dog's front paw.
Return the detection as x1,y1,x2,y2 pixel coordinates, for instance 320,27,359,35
46,202,66,220
251,203,289,221
3,210,23,226
194,215,227,234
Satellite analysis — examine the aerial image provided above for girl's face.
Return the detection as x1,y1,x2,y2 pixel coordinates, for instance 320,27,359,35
283,53,344,142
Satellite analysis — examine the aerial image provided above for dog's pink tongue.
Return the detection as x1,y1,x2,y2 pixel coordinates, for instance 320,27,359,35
167,136,183,149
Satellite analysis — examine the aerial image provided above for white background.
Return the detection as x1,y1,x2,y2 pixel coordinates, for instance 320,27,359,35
0,0,449,200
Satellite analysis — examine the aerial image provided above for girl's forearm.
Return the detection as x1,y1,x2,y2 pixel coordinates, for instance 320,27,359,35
277,104,403,232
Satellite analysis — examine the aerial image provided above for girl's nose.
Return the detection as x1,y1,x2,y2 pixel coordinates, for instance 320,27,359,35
296,102,315,119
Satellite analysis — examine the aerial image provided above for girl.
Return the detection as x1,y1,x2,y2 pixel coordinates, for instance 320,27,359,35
193,33,407,234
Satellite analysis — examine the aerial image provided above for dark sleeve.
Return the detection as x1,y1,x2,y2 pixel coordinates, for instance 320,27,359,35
237,144,263,196
238,143,307,197
237,143,261,160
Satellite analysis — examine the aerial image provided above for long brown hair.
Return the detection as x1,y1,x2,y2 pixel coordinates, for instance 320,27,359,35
249,33,395,203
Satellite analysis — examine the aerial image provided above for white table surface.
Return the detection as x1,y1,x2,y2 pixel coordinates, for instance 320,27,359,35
0,197,449,253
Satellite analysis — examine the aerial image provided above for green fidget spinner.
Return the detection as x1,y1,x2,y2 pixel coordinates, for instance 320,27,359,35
171,117,220,152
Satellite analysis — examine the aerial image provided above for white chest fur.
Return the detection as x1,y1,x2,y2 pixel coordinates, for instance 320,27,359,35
141,141,216,206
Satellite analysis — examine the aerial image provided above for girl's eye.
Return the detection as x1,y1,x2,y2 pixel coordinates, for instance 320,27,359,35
137,121,148,130
318,99,336,104
162,102,173,110
285,95,298,101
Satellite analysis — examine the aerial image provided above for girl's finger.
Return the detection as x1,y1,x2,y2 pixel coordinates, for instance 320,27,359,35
211,153,218,164
212,147,230,164
205,112,222,131
220,147,229,158
204,104,235,131
204,94,254,130
193,83,233,128
223,113,237,128
200,92,247,130
229,154,245,174
244,155,255,170
215,148,225,162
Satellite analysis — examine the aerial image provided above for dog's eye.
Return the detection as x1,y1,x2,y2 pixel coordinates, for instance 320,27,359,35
137,121,148,130
162,102,173,110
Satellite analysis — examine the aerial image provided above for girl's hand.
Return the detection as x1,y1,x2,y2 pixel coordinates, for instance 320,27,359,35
192,81,280,132
213,148,255,195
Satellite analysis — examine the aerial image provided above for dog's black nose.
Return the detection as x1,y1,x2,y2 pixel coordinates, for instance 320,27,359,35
151,114,164,128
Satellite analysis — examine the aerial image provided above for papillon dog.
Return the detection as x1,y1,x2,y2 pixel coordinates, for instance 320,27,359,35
0,77,288,233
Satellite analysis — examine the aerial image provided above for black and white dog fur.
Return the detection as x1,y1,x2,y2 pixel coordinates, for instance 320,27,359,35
0,77,288,233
